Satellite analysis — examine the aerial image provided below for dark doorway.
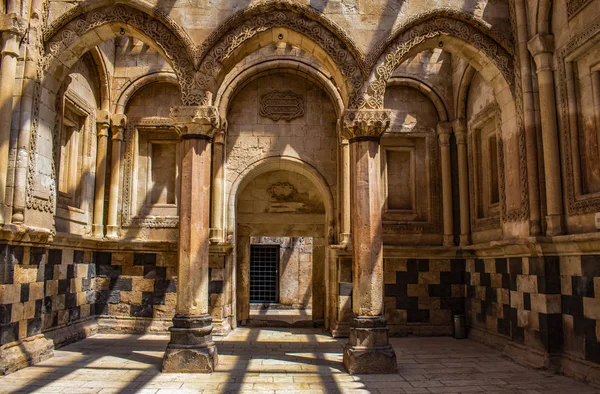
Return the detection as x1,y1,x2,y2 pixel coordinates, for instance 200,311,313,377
249,245,279,303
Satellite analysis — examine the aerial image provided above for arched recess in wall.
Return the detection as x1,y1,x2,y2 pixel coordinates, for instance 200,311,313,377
43,3,195,102
24,4,192,217
456,65,477,119
387,76,449,121
227,156,335,244
195,1,366,108
215,59,345,121
115,72,179,114
368,10,529,228
88,47,111,112
364,9,514,109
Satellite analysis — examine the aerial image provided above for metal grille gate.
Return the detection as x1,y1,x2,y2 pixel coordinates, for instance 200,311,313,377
249,245,279,303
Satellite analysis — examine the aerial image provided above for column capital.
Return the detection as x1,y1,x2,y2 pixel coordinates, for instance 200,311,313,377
96,110,110,137
437,122,452,146
170,106,220,139
0,13,25,37
453,118,468,144
527,33,554,57
340,109,391,141
528,34,555,72
110,114,127,140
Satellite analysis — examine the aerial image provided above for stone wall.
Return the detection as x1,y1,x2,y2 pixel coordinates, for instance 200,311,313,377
384,257,466,336
90,250,230,334
465,253,600,384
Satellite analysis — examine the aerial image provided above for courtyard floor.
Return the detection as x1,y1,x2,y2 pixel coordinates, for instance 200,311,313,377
0,328,598,394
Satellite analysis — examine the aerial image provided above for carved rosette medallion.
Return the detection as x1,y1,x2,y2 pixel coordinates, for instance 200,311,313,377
259,90,305,121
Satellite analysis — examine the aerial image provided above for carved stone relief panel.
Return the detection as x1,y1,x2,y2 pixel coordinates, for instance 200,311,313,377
54,89,96,233
259,91,305,122
121,118,180,228
380,133,441,234
557,21,600,216
468,103,503,232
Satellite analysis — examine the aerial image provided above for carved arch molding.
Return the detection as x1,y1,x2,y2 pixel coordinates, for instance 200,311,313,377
42,3,514,109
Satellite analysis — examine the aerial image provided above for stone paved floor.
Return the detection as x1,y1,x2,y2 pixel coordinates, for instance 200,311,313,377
0,328,598,394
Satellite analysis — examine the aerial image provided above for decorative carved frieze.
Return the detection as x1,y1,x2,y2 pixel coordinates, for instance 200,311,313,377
365,13,514,109
567,0,594,18
340,109,391,140
259,91,304,121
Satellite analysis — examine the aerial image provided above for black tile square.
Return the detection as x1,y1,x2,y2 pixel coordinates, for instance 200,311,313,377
94,252,112,266
523,293,531,310
407,309,429,323
29,247,46,267
451,259,465,272
572,276,595,298
27,317,42,336
110,277,133,291
134,253,157,266
20,283,29,302
73,250,84,264
428,284,451,298
539,313,563,353
495,258,508,274
131,304,153,318
509,257,522,275
48,249,62,266
582,255,600,278
0,304,12,325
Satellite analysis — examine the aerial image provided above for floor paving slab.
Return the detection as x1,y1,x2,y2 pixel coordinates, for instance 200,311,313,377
0,328,598,394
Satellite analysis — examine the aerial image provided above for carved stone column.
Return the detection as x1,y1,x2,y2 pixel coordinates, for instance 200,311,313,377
341,109,397,374
162,106,219,373
209,127,225,243
528,34,563,235
438,122,454,246
92,110,110,237
0,20,22,224
106,114,126,239
340,137,351,245
453,119,470,245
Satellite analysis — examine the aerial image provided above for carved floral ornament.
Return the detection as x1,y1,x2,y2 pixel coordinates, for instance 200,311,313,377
340,109,391,140
169,106,221,137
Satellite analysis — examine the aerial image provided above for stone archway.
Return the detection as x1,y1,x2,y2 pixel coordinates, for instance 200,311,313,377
230,156,334,327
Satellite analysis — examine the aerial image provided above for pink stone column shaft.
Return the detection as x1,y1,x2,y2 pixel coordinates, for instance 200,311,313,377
177,136,211,315
350,138,384,317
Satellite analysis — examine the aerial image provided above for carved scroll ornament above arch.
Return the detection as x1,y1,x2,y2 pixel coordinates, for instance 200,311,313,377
363,11,515,109
42,4,204,105
195,1,367,108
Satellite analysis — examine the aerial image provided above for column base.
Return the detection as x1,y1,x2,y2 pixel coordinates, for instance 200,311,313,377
545,214,563,236
162,314,218,373
209,228,223,243
443,235,454,247
459,234,470,246
343,316,397,374
91,224,104,238
105,225,119,239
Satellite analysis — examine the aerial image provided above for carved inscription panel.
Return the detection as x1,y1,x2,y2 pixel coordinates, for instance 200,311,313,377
259,90,305,121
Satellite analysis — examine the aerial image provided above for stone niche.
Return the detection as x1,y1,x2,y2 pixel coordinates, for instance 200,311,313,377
235,169,328,323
